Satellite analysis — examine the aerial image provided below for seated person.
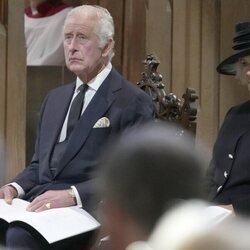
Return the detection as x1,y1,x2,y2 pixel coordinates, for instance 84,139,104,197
95,122,206,250
25,0,73,65
206,21,250,216
0,4,153,249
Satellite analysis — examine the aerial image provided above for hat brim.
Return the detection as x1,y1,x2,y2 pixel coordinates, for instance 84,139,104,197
217,48,250,75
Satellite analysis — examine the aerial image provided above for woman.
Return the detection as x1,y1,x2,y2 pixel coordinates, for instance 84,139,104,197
206,21,250,216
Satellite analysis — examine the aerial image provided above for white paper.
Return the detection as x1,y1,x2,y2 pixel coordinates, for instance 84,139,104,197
204,205,232,224
0,198,100,243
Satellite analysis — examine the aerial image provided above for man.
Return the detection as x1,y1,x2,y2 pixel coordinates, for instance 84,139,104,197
0,5,153,249
206,22,250,216
96,122,205,250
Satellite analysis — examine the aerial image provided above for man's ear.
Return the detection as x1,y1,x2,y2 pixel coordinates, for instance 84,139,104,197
102,38,114,57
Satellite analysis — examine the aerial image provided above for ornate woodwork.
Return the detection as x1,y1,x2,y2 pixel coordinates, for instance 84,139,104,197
137,54,198,134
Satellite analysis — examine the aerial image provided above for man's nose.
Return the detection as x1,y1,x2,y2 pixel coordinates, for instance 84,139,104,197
68,37,79,52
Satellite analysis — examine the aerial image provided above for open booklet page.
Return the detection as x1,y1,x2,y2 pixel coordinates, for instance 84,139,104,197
0,198,100,243
204,205,233,224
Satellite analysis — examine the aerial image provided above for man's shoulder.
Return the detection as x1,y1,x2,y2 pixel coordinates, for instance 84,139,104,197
109,67,152,101
229,100,250,114
48,81,75,95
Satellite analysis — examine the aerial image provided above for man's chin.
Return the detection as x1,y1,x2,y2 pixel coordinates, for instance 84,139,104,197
67,64,83,74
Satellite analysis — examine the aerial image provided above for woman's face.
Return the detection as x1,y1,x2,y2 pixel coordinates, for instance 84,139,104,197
237,55,250,91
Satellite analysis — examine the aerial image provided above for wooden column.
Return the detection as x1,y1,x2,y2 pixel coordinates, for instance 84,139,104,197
197,0,220,154
0,17,6,185
5,0,26,182
171,0,220,155
123,0,146,83
146,0,172,92
172,0,188,97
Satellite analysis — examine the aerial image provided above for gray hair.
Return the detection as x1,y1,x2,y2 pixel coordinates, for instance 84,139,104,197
64,5,115,60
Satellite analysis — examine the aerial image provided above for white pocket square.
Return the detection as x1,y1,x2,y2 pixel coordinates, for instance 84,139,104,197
93,117,110,128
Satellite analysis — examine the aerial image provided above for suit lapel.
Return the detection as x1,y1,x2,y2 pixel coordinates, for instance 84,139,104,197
55,68,122,176
41,83,75,169
44,83,75,152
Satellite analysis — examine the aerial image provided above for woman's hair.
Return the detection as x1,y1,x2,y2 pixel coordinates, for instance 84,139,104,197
64,5,115,60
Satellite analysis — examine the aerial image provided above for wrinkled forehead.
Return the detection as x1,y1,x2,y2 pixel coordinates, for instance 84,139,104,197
64,13,98,33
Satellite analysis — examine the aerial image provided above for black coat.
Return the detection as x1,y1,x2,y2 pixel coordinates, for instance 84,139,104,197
206,100,250,215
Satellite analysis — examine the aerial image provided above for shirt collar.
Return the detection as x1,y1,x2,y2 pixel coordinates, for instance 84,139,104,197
75,63,112,92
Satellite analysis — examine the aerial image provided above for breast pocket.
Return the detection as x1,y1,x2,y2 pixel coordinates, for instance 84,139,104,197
88,127,112,153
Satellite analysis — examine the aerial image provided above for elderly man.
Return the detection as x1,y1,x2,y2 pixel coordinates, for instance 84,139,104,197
0,5,153,249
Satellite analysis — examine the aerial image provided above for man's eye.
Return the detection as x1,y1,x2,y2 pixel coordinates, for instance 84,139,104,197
78,35,86,40
64,34,72,40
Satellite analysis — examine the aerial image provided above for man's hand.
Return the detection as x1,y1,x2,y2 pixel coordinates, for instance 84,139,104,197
26,189,76,212
0,185,18,204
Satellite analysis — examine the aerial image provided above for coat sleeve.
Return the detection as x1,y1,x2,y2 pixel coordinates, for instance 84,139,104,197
204,159,217,200
119,89,154,129
12,94,50,193
204,107,234,202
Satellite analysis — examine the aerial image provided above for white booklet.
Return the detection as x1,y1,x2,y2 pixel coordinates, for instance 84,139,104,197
0,198,100,243
204,205,233,224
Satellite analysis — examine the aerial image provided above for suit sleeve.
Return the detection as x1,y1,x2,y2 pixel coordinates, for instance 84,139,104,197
204,159,217,200
12,94,49,193
119,89,154,129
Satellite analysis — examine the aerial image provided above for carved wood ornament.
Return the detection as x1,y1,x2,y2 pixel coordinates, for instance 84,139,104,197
137,54,198,134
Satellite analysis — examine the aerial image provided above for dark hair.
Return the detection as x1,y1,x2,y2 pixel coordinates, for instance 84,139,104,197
97,122,205,235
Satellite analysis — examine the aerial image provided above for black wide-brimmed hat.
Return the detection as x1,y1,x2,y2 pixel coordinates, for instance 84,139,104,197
217,22,250,75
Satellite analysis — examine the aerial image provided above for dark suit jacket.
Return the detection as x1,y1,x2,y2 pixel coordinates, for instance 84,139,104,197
13,67,154,211
206,100,250,214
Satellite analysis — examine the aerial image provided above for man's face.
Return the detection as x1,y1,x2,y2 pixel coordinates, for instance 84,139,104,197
63,13,106,81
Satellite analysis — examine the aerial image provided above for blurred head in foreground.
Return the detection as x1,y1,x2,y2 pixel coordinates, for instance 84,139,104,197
96,122,206,250
128,200,250,250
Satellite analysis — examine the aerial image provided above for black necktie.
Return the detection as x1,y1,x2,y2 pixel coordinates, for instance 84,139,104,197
67,84,88,138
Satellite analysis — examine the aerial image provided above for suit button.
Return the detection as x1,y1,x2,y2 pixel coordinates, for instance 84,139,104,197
217,185,222,192
228,154,233,159
224,171,228,178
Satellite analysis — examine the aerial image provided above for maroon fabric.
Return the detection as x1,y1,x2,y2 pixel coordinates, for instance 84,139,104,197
25,0,70,18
